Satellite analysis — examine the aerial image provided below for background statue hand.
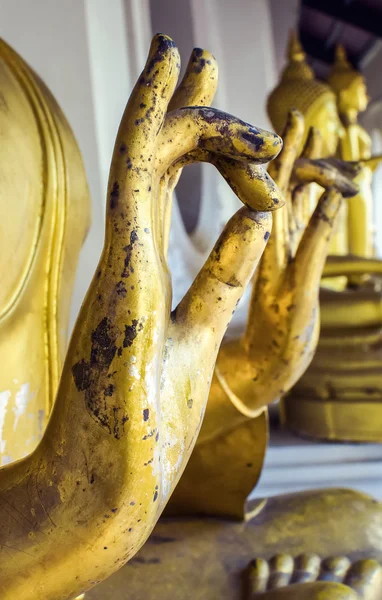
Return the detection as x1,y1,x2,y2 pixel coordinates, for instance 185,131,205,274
215,110,359,414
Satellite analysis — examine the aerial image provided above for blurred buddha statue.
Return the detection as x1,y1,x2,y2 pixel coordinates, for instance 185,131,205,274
267,32,343,158
267,31,347,260
280,39,382,442
328,45,378,259
328,45,370,159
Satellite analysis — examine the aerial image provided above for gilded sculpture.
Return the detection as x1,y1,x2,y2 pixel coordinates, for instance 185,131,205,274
104,487,382,600
267,31,347,261
1,32,382,600
247,555,382,599
278,36,382,442
328,45,372,259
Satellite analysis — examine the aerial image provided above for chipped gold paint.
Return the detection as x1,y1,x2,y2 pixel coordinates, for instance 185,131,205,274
90,36,382,600
3,32,381,600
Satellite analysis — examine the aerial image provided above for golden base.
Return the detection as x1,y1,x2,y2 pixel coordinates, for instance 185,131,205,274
282,394,382,442
287,321,382,442
87,488,382,599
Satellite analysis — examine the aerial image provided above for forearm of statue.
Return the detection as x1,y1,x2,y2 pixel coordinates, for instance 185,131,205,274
0,35,283,600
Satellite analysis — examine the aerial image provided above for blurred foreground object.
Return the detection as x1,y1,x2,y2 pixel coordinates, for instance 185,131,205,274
0,38,91,466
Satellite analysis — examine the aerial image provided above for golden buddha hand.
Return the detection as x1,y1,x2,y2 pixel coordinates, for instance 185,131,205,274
165,111,358,520
212,110,358,418
0,34,283,600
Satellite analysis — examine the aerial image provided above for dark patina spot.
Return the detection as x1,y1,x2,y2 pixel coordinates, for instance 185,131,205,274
146,35,176,75
110,182,120,209
122,230,139,278
104,384,115,397
225,275,242,288
123,319,140,348
71,317,129,439
241,130,264,151
72,359,92,391
115,281,127,298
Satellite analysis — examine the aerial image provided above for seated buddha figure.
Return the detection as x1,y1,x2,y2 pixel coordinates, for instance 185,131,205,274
278,39,382,442
267,31,347,259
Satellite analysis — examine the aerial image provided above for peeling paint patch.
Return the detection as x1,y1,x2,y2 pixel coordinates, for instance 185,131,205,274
121,230,139,278
13,383,33,432
128,357,141,380
71,317,129,439
38,409,45,440
123,319,143,348
0,390,11,454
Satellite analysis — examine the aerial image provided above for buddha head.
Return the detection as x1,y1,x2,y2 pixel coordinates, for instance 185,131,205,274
267,31,343,157
328,45,369,123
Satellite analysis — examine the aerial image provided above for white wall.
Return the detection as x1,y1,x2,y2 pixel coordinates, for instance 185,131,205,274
269,0,300,73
